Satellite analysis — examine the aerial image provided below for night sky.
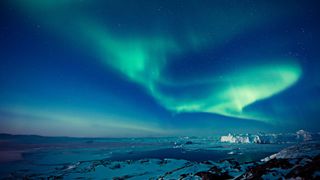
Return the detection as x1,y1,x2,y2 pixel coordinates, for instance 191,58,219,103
1,0,320,137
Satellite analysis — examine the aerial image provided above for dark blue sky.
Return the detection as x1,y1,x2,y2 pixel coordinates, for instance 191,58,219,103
1,0,320,137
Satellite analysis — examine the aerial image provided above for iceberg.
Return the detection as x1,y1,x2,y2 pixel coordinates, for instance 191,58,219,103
296,129,312,141
220,133,261,144
220,130,316,144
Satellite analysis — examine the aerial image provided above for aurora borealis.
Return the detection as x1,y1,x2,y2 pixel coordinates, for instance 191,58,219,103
1,0,320,137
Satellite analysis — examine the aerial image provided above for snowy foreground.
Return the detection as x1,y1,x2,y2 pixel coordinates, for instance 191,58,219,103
0,133,319,179
3,142,319,179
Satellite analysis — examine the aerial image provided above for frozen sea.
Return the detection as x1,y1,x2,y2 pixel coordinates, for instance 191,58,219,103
0,134,296,179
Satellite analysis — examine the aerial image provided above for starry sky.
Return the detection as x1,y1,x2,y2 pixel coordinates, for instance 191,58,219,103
1,0,320,137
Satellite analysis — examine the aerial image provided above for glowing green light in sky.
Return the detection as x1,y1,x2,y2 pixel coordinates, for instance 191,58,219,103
143,60,302,121
13,0,303,123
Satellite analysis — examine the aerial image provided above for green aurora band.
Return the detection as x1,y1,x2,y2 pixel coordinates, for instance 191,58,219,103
13,0,302,122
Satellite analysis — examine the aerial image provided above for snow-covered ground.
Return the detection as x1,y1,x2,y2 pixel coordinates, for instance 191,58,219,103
0,133,319,179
